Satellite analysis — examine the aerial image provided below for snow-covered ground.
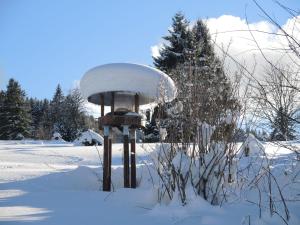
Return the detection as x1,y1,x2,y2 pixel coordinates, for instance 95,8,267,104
0,140,299,225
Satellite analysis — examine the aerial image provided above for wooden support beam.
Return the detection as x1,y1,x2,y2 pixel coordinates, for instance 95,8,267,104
130,129,136,188
123,126,130,188
103,127,110,191
124,135,130,188
111,92,115,115
108,138,112,188
100,94,104,117
135,94,139,113
99,114,141,128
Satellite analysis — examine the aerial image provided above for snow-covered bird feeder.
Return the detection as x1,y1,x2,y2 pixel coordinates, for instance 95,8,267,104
80,63,176,191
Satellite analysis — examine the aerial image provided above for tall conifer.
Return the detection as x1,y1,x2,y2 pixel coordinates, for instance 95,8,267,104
0,79,31,139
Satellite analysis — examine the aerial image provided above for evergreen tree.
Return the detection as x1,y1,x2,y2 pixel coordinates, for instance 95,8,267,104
49,84,65,136
37,99,51,139
148,12,191,142
270,107,296,141
144,107,161,142
60,88,87,141
189,19,237,124
28,98,44,138
0,79,31,139
0,91,6,138
0,91,5,104
151,14,239,142
153,12,192,74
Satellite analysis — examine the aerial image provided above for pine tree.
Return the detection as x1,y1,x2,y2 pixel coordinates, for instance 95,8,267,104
189,19,238,124
0,79,31,139
0,91,5,104
0,91,6,138
153,12,192,74
152,15,239,142
49,84,65,136
27,98,41,138
37,99,51,139
47,86,87,141
270,107,296,141
148,12,191,141
60,88,87,141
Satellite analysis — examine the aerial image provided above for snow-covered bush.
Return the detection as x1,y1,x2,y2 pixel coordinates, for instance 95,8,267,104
52,132,63,140
239,133,265,157
155,121,237,206
74,129,103,146
15,133,24,140
235,140,292,223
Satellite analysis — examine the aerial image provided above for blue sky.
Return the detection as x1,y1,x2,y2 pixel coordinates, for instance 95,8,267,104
0,0,298,99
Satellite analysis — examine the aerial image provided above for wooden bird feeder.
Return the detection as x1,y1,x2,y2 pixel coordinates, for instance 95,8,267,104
80,63,176,191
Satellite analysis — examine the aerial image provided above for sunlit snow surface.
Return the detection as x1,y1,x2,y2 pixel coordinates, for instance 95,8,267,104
0,140,299,225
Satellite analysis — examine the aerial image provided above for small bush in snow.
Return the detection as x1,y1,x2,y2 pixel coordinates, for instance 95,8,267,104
52,132,63,140
239,134,265,157
74,129,103,146
15,133,25,140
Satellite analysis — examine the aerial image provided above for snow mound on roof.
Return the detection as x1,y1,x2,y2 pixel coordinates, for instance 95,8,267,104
80,63,177,105
74,129,104,146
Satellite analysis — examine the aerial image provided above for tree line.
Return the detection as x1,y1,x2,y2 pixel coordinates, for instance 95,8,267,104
0,79,95,141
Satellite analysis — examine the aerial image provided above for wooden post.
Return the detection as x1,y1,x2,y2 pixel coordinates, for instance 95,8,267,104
123,125,130,188
130,129,136,188
108,138,112,188
100,94,104,117
103,126,110,191
135,94,139,113
111,92,115,115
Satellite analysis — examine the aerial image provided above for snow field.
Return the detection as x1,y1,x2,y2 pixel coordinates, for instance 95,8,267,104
0,140,299,225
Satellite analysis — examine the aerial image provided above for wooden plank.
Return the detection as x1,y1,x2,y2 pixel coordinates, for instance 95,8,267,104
123,135,130,188
103,135,110,191
111,92,115,115
135,94,139,113
108,138,112,189
99,115,141,127
100,94,104,117
130,136,136,188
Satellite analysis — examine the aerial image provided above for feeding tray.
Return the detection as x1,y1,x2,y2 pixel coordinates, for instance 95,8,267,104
99,113,141,128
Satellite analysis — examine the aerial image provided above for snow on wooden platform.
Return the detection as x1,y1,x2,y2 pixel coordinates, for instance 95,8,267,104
80,63,177,105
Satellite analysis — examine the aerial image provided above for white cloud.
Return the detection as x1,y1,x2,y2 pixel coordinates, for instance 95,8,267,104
151,15,300,80
151,43,164,59
72,79,80,89
83,102,101,118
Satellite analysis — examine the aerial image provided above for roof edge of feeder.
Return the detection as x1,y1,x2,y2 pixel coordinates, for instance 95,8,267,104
80,63,177,106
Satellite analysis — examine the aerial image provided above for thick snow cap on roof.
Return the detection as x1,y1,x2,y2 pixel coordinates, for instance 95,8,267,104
80,63,177,105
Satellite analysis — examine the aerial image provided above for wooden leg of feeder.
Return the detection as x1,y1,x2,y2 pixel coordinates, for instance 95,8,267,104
123,125,130,188
130,129,136,188
108,138,112,189
100,94,104,117
111,92,115,115
135,94,139,113
103,126,110,191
